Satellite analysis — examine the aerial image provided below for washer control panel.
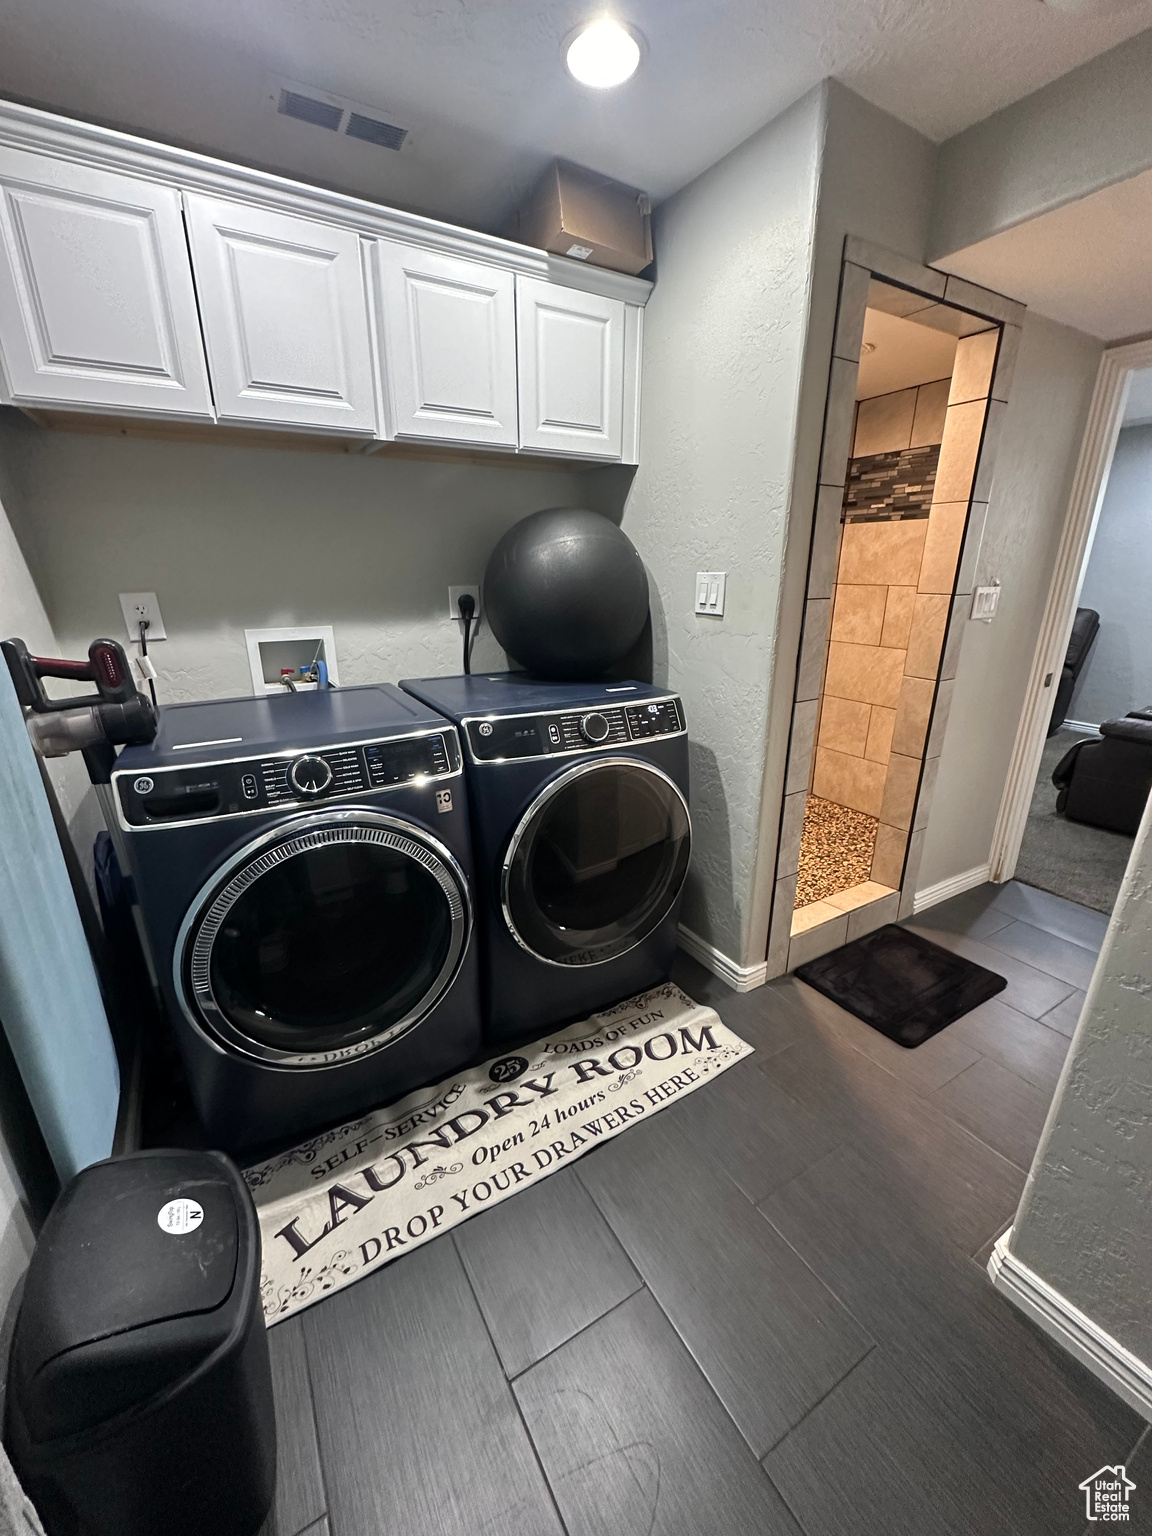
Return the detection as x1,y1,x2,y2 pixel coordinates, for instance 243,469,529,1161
466,697,683,762
115,730,457,827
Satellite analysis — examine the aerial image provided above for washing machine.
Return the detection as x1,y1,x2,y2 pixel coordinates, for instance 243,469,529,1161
400,673,691,1044
108,685,481,1154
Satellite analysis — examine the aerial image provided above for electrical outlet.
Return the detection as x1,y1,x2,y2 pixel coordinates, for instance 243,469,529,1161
448,586,480,622
119,592,167,641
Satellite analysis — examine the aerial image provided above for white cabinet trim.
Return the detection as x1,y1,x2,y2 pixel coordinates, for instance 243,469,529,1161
184,193,377,434
516,276,625,459
0,147,213,418
372,242,518,448
0,98,652,306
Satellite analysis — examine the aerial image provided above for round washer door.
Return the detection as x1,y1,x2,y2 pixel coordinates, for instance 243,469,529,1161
177,810,470,1067
502,757,690,967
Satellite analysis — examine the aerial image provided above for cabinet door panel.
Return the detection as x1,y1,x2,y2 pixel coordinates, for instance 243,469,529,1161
374,243,517,446
185,194,376,433
0,147,212,416
516,277,624,459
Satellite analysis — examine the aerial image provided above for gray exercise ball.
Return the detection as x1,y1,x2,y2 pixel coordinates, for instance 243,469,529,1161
483,508,649,679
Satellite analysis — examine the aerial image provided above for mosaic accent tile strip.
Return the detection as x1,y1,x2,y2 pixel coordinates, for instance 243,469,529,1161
842,443,940,523
795,795,880,907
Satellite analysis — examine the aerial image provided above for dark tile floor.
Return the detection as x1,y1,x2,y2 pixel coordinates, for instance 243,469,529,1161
259,880,1144,1536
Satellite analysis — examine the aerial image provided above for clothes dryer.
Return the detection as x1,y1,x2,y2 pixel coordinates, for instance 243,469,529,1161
400,674,690,1043
109,685,480,1153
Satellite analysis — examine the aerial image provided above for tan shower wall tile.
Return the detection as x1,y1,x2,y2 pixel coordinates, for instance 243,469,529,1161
824,880,898,912
838,520,927,586
818,695,870,757
909,378,950,447
791,899,845,936
905,594,950,679
949,329,999,406
831,583,886,646
879,752,922,831
812,747,887,818
871,822,908,888
934,398,988,503
918,502,968,594
865,705,896,763
891,675,935,757
880,585,916,648
853,388,916,456
824,642,906,709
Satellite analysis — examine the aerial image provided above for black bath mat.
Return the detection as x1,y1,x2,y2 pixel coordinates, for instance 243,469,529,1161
795,924,1007,1047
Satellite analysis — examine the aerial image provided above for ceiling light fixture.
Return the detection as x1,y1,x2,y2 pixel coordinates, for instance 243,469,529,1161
565,19,642,89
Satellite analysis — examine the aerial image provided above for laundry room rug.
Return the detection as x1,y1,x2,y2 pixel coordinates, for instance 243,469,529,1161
245,982,751,1324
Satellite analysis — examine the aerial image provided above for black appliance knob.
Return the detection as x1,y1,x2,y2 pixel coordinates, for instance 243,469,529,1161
580,712,611,744
288,755,333,798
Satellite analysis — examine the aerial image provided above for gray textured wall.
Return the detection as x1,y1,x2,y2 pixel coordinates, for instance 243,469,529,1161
1070,423,1152,728
0,414,609,700
929,28,1152,261
1009,790,1152,1364
621,82,940,965
918,311,1102,891
616,86,825,961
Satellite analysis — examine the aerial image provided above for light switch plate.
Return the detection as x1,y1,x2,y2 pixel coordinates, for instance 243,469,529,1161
971,584,1000,622
118,592,166,640
695,571,726,617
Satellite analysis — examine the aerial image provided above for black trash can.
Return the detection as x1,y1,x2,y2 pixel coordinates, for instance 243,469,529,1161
5,1149,275,1536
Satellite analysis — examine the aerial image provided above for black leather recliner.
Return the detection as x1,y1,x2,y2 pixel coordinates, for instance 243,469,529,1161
1048,606,1100,736
1052,709,1152,836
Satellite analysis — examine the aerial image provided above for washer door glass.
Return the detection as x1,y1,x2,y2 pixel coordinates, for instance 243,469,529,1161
503,760,690,966
184,817,468,1065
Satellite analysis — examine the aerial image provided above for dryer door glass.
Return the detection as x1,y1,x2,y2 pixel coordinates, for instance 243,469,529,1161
184,817,469,1066
503,760,690,965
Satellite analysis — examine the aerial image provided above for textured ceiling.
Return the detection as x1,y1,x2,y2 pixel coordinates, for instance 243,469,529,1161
1,0,1151,232
943,164,1152,342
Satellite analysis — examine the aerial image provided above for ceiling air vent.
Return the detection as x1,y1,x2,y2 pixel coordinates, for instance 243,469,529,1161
278,89,344,132
268,77,411,153
344,113,408,151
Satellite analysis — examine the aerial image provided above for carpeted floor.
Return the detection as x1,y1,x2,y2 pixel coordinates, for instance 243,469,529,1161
1013,728,1133,914
796,795,879,906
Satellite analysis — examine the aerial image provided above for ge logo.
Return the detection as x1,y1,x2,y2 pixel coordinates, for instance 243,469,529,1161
478,722,494,737
134,777,154,795
489,1055,529,1085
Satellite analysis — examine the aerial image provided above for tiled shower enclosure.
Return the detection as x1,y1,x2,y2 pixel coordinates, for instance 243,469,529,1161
767,239,1024,976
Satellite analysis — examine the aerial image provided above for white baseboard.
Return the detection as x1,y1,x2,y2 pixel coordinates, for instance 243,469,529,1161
677,925,768,993
912,863,992,914
988,1232,1152,1421
1063,718,1101,735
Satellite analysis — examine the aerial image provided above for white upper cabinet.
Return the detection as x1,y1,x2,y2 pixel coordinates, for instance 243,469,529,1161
0,148,213,417
373,243,518,447
184,194,376,434
516,276,625,459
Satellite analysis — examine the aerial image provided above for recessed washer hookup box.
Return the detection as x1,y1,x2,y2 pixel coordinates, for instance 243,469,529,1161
509,158,653,276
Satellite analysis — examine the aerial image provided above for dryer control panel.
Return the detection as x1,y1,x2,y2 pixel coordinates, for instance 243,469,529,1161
115,729,458,828
465,697,683,763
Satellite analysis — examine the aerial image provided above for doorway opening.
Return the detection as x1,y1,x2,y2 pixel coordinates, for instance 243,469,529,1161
794,303,960,933
997,353,1152,915
768,249,1015,976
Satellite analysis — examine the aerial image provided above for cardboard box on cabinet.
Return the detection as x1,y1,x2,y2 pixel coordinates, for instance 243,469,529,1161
509,159,653,276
